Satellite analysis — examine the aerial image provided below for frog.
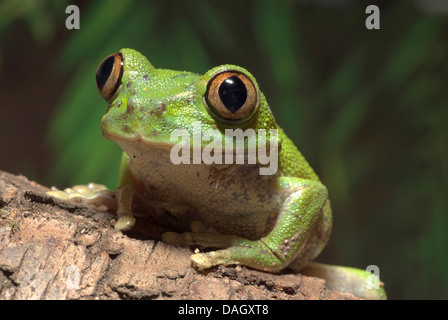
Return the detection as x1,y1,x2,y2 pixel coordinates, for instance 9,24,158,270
48,48,386,299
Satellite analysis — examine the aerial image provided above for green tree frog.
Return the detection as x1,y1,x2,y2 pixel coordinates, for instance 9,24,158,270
48,49,385,299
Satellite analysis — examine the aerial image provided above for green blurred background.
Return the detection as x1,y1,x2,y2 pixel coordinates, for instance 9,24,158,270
0,0,447,299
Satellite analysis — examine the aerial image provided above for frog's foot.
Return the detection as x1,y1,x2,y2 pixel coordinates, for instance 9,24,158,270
47,183,117,211
162,230,285,272
47,183,136,232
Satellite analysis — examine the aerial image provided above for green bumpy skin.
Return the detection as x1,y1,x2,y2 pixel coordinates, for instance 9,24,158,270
54,48,333,273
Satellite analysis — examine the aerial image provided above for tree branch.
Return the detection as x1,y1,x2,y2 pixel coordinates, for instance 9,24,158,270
0,170,356,300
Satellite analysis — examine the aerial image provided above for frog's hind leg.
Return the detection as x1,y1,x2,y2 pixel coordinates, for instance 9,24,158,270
287,198,332,271
162,177,329,272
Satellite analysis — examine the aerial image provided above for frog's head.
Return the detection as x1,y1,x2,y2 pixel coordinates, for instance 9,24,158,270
96,48,277,154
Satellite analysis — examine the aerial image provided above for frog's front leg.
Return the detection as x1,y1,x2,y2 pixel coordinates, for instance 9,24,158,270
163,177,330,272
47,183,117,211
112,184,136,231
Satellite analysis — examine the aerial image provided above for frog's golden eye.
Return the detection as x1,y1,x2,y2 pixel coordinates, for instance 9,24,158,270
96,52,124,103
205,71,259,122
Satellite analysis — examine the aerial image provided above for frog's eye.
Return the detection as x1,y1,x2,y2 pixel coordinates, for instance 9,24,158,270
96,52,124,103
205,71,259,122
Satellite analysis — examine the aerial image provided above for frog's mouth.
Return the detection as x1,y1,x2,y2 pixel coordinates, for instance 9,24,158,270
102,131,174,150
103,129,275,171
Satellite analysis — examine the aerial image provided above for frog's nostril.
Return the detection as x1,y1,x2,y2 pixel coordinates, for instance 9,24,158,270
96,52,124,103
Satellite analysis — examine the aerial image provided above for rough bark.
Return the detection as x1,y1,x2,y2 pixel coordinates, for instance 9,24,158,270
0,170,357,300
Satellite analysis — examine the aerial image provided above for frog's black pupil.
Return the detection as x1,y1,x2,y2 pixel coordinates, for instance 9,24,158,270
218,75,247,113
96,55,115,90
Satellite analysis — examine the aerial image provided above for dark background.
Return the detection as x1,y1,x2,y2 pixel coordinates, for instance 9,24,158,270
0,0,447,299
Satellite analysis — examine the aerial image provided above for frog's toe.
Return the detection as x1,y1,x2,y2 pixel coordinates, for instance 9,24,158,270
69,183,108,194
47,183,117,210
191,252,215,270
47,189,70,200
114,215,136,231
84,183,109,193
191,249,239,270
